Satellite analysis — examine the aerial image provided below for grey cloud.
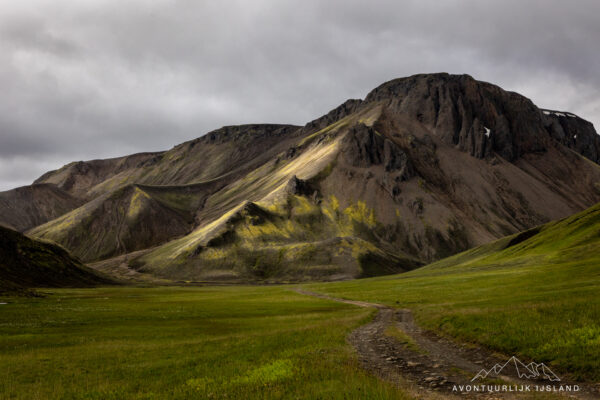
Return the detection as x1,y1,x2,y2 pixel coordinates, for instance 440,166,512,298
0,156,66,191
0,0,599,191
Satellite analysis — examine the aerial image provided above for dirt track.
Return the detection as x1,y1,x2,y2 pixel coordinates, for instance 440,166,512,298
293,289,598,400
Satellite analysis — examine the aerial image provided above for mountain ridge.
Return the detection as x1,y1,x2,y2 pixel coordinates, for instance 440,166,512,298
4,73,600,282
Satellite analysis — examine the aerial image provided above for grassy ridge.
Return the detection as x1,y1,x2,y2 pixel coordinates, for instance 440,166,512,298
0,286,405,399
306,202,600,381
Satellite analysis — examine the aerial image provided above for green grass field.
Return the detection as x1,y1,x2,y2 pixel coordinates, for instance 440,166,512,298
0,286,406,400
306,203,600,381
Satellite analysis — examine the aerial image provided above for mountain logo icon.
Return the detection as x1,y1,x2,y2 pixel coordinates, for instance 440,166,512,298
471,356,560,382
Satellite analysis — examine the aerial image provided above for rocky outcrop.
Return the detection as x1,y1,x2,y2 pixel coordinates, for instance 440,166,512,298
342,124,414,178
304,99,363,132
339,123,416,202
542,110,600,164
364,73,549,161
285,175,318,196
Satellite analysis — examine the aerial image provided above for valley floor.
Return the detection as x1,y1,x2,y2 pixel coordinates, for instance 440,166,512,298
0,286,403,400
1,282,596,399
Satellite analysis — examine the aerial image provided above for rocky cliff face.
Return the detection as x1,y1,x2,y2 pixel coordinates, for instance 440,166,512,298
542,109,600,164
363,73,551,161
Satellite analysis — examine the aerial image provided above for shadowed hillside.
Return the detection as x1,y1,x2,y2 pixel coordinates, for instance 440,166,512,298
0,184,84,232
0,226,113,293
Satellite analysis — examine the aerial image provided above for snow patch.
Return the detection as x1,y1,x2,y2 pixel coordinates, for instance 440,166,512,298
484,127,491,137
574,135,577,139
542,110,576,118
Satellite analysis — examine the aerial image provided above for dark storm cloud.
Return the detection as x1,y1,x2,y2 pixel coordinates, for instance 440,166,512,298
1,0,599,190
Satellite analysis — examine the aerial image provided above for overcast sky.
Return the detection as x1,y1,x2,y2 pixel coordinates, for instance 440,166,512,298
1,0,599,191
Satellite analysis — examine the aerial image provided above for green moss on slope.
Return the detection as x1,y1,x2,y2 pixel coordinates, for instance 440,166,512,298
136,194,421,282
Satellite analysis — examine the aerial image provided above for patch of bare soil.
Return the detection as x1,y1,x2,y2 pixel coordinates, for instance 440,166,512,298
294,289,598,400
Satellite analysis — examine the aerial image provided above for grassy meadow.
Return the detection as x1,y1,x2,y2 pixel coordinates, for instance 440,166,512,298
0,286,406,400
306,203,600,381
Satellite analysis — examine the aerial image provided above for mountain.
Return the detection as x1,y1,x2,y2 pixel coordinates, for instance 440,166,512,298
0,225,113,293
33,124,301,199
6,73,600,282
0,184,84,232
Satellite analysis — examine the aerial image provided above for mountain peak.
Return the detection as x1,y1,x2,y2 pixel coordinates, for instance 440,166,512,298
364,72,476,100
363,72,550,161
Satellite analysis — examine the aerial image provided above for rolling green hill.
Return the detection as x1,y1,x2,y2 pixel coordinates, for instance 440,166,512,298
306,201,600,380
